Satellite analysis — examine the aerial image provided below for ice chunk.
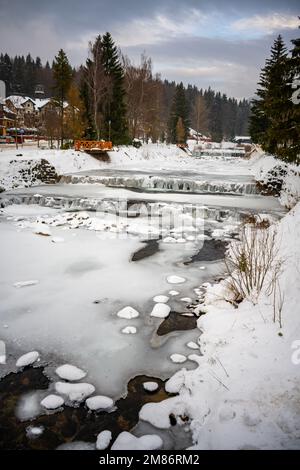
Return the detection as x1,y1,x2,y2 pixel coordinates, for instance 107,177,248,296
96,430,112,450
13,280,39,288
33,223,51,236
150,303,171,319
41,394,64,410
170,354,187,364
117,306,140,319
153,295,169,303
167,275,186,284
143,381,159,392
121,326,137,334
16,351,39,367
55,364,86,381
86,395,114,410
111,431,163,450
55,382,95,402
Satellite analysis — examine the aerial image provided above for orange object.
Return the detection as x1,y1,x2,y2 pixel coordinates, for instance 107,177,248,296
74,140,113,151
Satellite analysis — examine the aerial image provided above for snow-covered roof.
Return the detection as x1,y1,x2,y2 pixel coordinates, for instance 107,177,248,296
34,98,51,110
6,95,36,108
234,136,251,140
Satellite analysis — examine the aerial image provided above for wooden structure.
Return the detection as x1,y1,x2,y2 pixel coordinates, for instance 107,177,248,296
74,140,113,152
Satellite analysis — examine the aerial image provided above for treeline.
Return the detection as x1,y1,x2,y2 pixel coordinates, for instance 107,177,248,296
0,53,55,97
250,28,300,164
0,35,251,144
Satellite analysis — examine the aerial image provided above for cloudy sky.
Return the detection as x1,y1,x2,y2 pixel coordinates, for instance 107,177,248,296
0,0,299,99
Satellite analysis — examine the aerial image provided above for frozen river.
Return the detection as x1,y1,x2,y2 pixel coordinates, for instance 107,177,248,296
0,153,287,448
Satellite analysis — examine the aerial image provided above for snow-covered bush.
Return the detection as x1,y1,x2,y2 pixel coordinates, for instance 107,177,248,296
279,167,300,209
225,219,281,304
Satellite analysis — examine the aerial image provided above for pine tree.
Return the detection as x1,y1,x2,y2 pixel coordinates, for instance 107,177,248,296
101,32,129,144
250,35,290,155
168,82,189,143
52,49,73,147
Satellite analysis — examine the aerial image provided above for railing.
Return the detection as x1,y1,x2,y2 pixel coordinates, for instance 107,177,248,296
74,140,113,151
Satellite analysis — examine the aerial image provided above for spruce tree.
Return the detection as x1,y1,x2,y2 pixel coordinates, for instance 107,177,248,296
284,25,300,163
101,32,129,144
168,82,189,143
250,35,289,155
52,49,73,147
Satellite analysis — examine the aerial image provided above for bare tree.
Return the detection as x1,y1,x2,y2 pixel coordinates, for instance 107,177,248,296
192,95,210,142
84,36,112,140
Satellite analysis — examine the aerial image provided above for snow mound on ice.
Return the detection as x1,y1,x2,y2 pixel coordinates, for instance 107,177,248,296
13,280,39,288
143,381,159,392
170,353,187,364
55,364,86,381
180,297,192,303
121,326,137,334
86,395,114,410
153,295,169,303
96,430,112,450
16,351,39,367
55,382,95,402
167,275,186,284
150,303,171,318
117,306,140,319
111,431,163,450
41,394,64,410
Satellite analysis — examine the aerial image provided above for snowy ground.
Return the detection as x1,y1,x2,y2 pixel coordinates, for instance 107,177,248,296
0,143,299,450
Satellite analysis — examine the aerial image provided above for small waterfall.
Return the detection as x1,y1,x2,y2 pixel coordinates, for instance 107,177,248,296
60,174,258,195
0,192,254,226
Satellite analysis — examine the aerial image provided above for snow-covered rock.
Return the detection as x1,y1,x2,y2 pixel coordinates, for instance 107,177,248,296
187,341,199,350
111,431,163,450
153,295,169,303
143,381,159,392
41,394,64,410
167,275,186,284
26,426,44,438
86,395,114,411
169,290,179,296
150,303,171,319
16,351,39,367
170,353,187,364
96,430,112,450
117,306,140,319
55,382,95,402
121,326,137,334
55,364,86,381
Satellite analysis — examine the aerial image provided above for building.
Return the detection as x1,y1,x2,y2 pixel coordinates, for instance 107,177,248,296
0,99,16,139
